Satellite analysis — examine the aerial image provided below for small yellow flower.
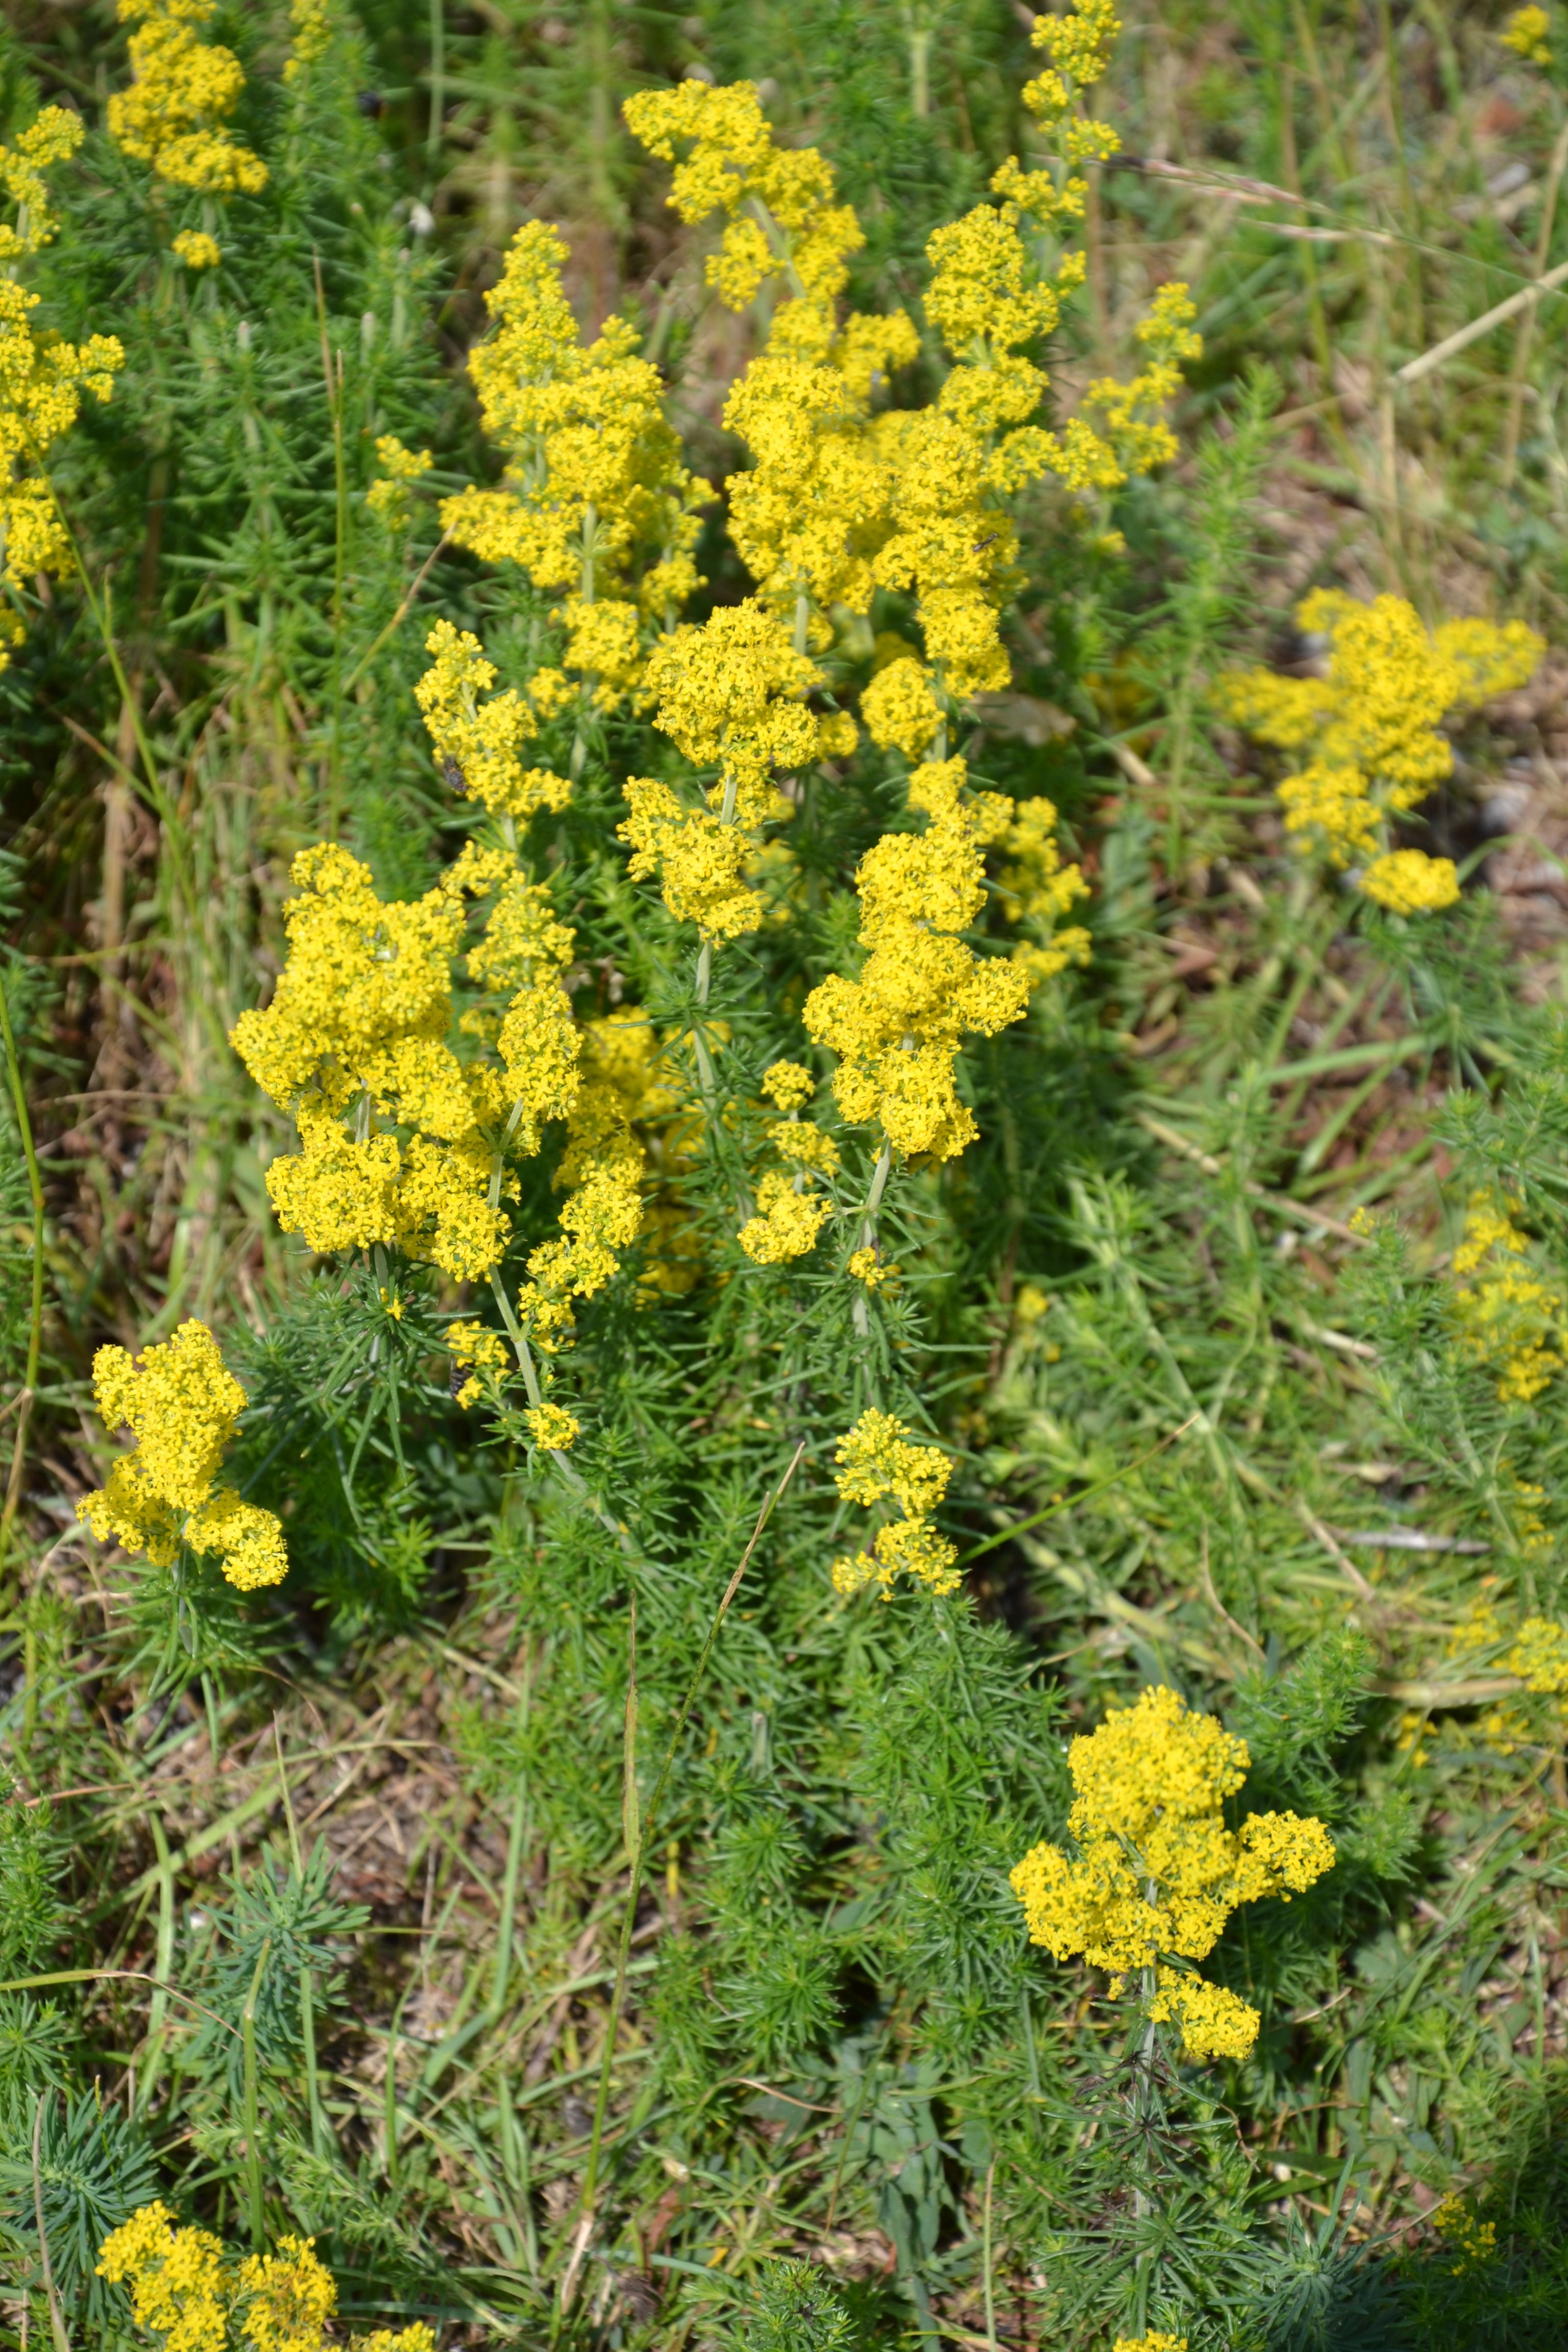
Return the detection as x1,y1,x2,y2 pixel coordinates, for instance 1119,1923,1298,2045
1503,7,1552,67
1011,1686,1335,2061
830,1409,958,1599
1432,2192,1498,2273
525,1400,581,1451
76,1320,288,1590
172,228,220,269
109,0,269,196
848,1244,896,1289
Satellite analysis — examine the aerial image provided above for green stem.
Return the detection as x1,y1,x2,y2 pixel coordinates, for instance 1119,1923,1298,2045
301,1968,325,2158
314,255,348,837
0,967,43,1558
487,1274,636,1554
570,1444,805,2285
850,1141,893,1339
242,1936,272,2248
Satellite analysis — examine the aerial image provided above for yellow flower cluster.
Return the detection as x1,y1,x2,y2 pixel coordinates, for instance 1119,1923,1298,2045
98,2204,434,2352
1114,2336,1188,2352
623,80,863,363
109,0,268,201
232,836,589,1281
439,217,703,695
511,1011,650,1355
1011,1686,1335,2061
284,0,333,83
1509,1614,1568,1694
172,228,220,270
621,600,853,944
366,433,433,532
1451,1193,1565,1403
415,620,572,822
1503,6,1552,66
1431,2193,1498,2274
804,757,1030,1161
76,1321,287,1591
995,795,1093,991
628,12,1195,716
447,1317,508,1410
99,2202,227,2352
1220,591,1542,911
1,110,125,670
830,1408,958,1600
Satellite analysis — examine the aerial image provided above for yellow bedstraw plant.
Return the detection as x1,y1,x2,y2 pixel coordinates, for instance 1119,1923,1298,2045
109,0,268,268
1220,591,1542,914
1011,1686,1335,2060
1,109,125,667
1451,1192,1567,1403
97,2203,433,2352
75,1320,288,1589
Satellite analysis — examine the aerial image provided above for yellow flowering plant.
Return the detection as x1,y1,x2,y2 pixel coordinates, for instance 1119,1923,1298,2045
1012,1686,1335,2061
0,108,124,670
1220,591,1542,914
97,2205,433,2352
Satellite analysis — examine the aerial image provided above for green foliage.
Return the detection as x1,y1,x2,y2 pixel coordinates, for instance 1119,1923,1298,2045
0,2089,158,2324
4,5,1568,2350
745,2256,856,2350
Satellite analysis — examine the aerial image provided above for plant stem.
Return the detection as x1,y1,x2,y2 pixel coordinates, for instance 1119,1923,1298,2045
32,2094,71,2352
850,1140,893,1338
0,967,44,1560
569,1442,805,2294
242,1935,272,2248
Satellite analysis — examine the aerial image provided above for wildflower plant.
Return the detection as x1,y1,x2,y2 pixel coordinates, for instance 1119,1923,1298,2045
11,3,1568,2349
1012,1686,1335,2061
1220,591,1543,914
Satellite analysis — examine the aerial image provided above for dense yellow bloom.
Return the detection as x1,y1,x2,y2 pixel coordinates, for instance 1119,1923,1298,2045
77,1320,288,1590
100,2209,430,2352
415,620,571,821
804,757,1030,1162
863,658,944,760
1503,6,1552,65
1432,2194,1499,2273
848,1244,896,1288
235,2237,336,2352
366,433,432,531
1113,2336,1187,2352
232,839,587,1283
526,1400,581,1450
1,110,125,670
622,601,851,944
1509,1615,1568,1694
447,1318,509,1409
1221,593,1541,908
830,1408,958,1599
510,1013,649,1352
284,0,333,82
440,218,702,632
1361,848,1460,915
109,0,268,196
99,2203,227,2352
738,1169,834,1264
624,81,862,361
172,228,220,268
761,1059,814,1111
1451,1193,1565,1403
1011,1686,1335,2060
643,599,847,812
995,796,1092,989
